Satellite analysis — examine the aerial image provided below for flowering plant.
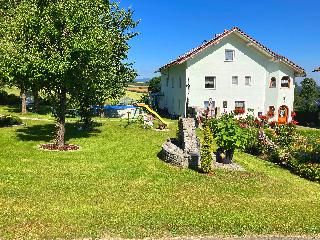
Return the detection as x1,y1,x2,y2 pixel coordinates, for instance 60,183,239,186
267,111,275,117
234,108,245,115
289,120,299,126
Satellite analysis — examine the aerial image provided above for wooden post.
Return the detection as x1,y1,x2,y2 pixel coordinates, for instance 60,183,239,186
127,111,131,125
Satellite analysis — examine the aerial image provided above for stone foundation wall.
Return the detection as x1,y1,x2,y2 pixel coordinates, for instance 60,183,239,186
161,118,200,169
161,140,189,168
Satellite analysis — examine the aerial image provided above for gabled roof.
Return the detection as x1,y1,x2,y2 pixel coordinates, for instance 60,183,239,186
159,27,306,76
313,67,320,72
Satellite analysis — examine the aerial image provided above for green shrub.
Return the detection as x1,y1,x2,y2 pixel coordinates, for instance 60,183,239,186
200,143,213,173
288,158,320,183
200,124,214,173
0,90,20,105
243,127,264,155
0,115,23,127
203,124,214,151
209,113,249,162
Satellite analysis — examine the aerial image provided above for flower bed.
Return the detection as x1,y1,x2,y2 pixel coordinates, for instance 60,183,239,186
39,144,80,151
206,111,320,183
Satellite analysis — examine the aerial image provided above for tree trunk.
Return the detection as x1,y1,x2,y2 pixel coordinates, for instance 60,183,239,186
20,88,27,115
33,88,40,113
55,88,67,147
55,117,65,147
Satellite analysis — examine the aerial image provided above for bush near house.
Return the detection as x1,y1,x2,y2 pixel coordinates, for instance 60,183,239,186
0,90,20,105
0,114,22,127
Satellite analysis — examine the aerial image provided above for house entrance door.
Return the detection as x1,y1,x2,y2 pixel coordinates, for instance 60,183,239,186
278,105,288,124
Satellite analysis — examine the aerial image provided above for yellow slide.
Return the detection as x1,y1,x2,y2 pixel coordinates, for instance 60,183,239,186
136,103,169,127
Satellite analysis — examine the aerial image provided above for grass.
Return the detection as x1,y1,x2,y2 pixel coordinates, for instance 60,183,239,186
124,91,144,101
0,108,320,239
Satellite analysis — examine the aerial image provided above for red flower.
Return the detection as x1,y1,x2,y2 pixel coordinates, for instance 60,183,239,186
258,115,268,120
234,108,245,115
291,111,297,117
290,120,299,125
269,121,276,127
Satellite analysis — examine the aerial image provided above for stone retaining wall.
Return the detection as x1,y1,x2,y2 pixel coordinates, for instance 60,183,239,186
161,118,200,169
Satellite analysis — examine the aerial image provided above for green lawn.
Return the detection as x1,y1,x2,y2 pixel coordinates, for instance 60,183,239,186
0,108,320,239
125,90,144,101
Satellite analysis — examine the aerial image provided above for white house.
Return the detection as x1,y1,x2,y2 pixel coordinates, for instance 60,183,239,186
157,27,306,123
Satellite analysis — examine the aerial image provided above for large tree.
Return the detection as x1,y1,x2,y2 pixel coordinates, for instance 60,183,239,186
0,0,138,146
297,78,319,112
0,0,43,114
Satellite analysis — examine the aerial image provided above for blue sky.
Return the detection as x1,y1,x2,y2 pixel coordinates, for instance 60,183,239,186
120,0,320,83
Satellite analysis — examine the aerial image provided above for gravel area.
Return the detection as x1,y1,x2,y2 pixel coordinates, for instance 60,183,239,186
213,162,246,171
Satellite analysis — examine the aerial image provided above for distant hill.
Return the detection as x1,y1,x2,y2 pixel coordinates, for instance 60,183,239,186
135,78,150,83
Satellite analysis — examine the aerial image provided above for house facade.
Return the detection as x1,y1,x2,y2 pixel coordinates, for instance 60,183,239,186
157,27,306,123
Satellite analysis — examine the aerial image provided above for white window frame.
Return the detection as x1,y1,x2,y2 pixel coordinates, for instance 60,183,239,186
245,76,251,86
235,101,245,109
204,76,216,89
232,76,238,86
225,49,235,62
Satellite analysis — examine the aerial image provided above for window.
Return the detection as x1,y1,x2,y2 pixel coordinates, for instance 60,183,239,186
223,101,227,108
205,76,216,89
245,76,251,86
178,99,181,110
171,77,174,88
235,101,245,114
235,101,245,108
179,76,182,88
268,106,275,117
166,77,169,87
225,49,235,61
232,76,238,86
270,77,276,88
281,76,290,88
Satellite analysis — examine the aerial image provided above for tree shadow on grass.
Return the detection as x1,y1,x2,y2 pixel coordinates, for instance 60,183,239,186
16,122,102,143
3,104,53,116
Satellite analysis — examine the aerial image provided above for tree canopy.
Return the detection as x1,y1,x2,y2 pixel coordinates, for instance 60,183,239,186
0,0,139,146
295,78,319,112
147,76,161,93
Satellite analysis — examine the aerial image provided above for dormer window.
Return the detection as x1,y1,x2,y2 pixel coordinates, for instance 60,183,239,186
281,76,290,88
270,77,276,88
225,49,235,61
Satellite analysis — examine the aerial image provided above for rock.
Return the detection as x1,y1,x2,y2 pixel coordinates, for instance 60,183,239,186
161,118,201,169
